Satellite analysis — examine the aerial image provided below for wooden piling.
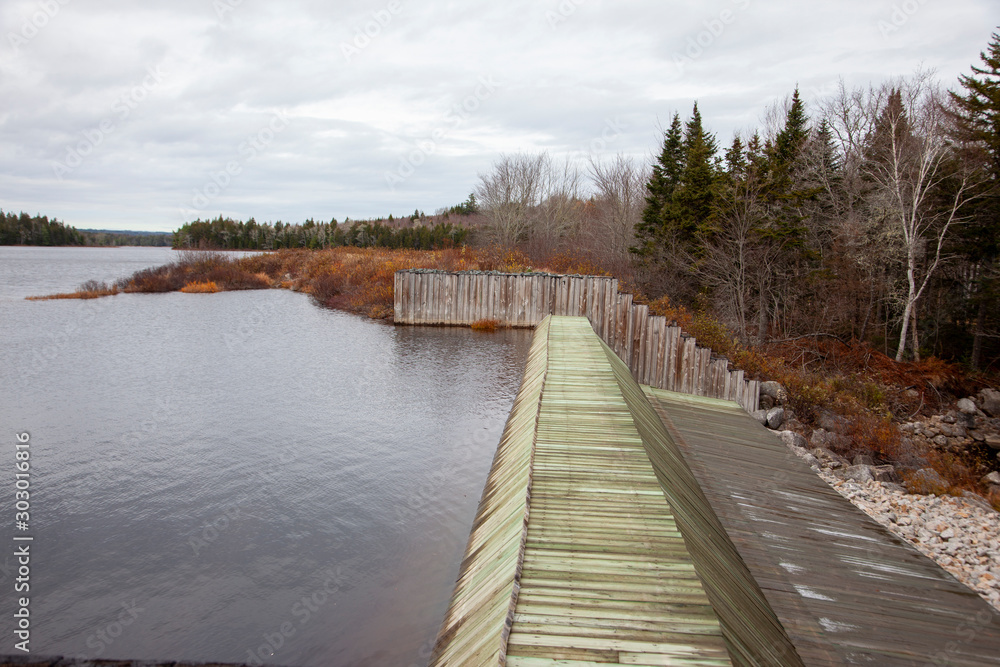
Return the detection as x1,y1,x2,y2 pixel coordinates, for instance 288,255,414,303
393,270,762,412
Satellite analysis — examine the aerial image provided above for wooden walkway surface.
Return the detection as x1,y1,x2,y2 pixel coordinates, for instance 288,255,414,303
644,388,1000,666
431,315,1000,666
506,316,731,665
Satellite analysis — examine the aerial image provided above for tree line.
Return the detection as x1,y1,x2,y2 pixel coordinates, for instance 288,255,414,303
472,30,1000,370
171,216,469,250
0,211,171,246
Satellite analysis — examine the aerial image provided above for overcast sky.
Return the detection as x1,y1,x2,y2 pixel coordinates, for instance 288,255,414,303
0,0,995,232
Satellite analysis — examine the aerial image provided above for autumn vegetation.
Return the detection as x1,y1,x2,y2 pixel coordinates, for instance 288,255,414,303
30,31,1000,504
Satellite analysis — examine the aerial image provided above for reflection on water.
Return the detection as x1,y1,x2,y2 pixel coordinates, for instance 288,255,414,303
0,247,531,666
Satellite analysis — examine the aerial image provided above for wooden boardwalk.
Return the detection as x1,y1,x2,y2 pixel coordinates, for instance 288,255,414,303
644,388,1000,666
394,270,760,412
507,317,732,665
431,316,1000,666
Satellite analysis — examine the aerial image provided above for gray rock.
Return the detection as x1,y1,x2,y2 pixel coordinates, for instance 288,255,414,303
982,471,1000,486
882,482,908,494
853,454,875,466
778,430,808,449
980,388,1000,418
759,394,775,411
933,435,949,448
751,409,768,426
766,407,785,430
961,491,994,511
817,410,849,434
906,468,950,495
985,434,1000,450
872,465,901,483
844,464,874,483
811,447,849,469
760,381,788,403
811,428,834,447
958,398,978,414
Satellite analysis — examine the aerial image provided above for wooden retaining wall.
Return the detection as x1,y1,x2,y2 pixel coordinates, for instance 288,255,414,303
394,270,760,412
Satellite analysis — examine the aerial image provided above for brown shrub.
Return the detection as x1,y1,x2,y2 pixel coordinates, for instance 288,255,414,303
180,281,220,293
846,414,901,463
124,265,186,292
541,251,612,277
648,295,693,328
476,245,531,272
902,468,951,495
471,318,501,332
27,279,119,300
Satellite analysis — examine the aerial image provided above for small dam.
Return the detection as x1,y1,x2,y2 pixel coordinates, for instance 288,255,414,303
428,315,1000,666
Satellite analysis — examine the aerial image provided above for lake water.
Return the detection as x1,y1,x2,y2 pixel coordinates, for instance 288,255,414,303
0,247,531,666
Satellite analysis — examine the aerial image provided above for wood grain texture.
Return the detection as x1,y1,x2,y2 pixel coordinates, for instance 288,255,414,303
644,387,1000,667
393,271,760,412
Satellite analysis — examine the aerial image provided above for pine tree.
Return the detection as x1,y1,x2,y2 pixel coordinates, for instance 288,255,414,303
675,102,719,243
635,113,684,253
949,29,1000,368
950,29,1000,175
771,88,809,182
763,88,814,245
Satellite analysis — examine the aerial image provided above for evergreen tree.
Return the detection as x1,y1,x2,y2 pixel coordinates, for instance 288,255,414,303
675,102,720,243
635,113,684,253
949,28,1000,367
770,88,809,184
763,88,814,245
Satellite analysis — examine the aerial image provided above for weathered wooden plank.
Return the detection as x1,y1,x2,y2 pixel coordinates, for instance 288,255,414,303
394,271,764,414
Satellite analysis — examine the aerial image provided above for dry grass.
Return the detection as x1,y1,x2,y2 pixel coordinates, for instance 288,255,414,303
471,318,501,332
27,279,119,300
180,281,220,293
29,247,494,321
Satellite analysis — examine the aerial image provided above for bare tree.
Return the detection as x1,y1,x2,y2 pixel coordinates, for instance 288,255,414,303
532,156,584,254
587,154,648,263
475,153,548,247
863,74,982,361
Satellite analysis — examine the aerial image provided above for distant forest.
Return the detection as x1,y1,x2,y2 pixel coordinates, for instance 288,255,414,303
0,211,172,246
172,215,470,250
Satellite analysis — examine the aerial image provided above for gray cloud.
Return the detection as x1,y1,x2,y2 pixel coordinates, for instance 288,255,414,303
0,0,994,231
